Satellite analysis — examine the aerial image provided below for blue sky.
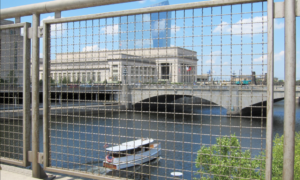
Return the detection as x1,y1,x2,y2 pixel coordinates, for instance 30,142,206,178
1,0,299,80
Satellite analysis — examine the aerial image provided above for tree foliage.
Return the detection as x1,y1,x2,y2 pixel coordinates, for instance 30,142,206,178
195,133,300,180
264,132,300,180
195,135,262,180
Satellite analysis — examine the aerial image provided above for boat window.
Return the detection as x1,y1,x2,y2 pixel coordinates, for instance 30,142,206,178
127,149,134,154
133,147,142,153
110,151,127,158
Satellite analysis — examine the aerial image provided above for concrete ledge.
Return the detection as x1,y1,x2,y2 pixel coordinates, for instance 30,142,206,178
0,164,92,180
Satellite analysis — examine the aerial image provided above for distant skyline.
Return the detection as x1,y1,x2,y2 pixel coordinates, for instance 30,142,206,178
1,0,299,80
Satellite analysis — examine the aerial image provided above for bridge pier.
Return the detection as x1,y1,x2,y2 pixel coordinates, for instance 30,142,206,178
14,95,17,107
58,94,62,104
226,106,240,115
121,85,132,110
225,88,241,115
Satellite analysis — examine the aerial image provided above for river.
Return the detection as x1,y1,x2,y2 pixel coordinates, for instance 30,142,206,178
44,100,300,179
1,100,300,179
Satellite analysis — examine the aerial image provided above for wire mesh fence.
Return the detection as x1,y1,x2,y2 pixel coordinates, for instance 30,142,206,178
0,25,25,163
44,1,269,179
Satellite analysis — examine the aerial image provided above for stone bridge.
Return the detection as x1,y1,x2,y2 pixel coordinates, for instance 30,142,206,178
122,85,300,115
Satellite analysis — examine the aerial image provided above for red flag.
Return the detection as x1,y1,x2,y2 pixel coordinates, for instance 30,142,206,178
186,66,192,72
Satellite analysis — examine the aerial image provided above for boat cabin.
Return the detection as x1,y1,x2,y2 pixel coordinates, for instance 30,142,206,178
106,138,154,157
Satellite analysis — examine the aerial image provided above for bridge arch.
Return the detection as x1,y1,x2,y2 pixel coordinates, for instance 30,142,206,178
133,94,221,112
241,97,284,116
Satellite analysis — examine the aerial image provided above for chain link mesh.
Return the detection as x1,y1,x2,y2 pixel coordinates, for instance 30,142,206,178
46,2,267,179
0,25,24,162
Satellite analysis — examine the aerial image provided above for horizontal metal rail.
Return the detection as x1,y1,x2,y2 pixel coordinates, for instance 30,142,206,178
0,0,139,19
43,0,266,24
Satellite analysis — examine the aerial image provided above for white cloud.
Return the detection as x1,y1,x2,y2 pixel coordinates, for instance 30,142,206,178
253,51,284,62
254,54,267,62
205,51,221,64
275,51,284,61
82,45,99,52
101,24,119,34
223,62,229,65
41,16,65,36
213,16,284,34
171,25,181,34
139,0,157,3
274,20,284,29
205,59,215,64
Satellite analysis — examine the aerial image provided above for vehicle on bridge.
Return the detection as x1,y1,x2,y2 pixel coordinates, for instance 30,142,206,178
236,80,251,85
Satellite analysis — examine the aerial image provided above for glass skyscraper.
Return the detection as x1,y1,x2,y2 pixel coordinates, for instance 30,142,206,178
119,0,171,49
148,1,171,48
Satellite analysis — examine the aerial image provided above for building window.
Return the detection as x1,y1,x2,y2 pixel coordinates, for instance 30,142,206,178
112,65,119,81
82,73,86,83
87,72,91,82
97,72,101,82
161,63,169,80
92,72,96,81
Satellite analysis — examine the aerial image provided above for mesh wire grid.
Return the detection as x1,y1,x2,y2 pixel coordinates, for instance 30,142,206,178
0,26,24,162
46,2,268,179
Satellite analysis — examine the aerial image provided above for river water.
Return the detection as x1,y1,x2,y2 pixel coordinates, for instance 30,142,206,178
42,100,300,180
1,100,300,179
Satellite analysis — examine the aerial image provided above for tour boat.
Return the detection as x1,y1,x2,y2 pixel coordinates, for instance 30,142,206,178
103,138,161,170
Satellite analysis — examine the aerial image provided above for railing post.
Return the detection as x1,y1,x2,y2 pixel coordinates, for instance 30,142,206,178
265,0,274,179
23,22,31,167
43,22,50,169
32,13,41,178
283,0,296,179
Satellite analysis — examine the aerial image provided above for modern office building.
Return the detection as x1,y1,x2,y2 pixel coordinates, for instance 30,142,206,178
0,20,23,84
147,0,171,48
119,0,171,49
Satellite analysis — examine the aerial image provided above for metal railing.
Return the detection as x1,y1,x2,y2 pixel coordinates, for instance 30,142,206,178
0,22,31,167
0,0,298,179
42,1,268,179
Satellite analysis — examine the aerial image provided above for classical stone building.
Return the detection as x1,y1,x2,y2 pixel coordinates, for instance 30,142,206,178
43,47,198,84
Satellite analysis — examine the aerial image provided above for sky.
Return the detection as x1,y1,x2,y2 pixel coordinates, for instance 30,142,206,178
1,0,299,80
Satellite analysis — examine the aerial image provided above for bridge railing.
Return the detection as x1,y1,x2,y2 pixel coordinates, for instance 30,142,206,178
0,0,299,179
41,1,271,180
0,22,31,167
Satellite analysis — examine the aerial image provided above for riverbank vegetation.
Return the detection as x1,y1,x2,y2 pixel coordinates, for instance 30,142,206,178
195,132,300,180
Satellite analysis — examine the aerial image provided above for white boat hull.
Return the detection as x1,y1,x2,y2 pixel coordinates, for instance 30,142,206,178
103,143,161,170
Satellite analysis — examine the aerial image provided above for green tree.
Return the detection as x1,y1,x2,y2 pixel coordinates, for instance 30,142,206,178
195,134,262,180
50,77,55,85
62,77,70,84
195,133,300,180
260,132,300,180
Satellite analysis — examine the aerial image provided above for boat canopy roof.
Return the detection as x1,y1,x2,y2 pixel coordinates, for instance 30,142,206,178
106,138,153,152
